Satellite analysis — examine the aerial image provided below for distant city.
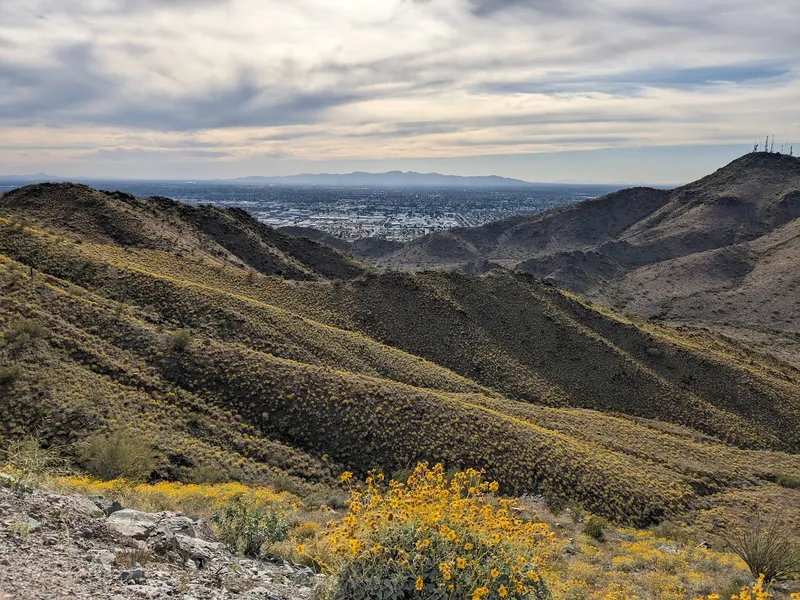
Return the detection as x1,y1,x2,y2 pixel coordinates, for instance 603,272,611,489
0,178,623,242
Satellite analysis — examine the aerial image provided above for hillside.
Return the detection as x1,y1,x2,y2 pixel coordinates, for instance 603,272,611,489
1,183,799,535
370,153,800,362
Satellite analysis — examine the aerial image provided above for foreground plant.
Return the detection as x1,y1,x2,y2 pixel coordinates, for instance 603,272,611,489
211,495,289,557
311,463,555,600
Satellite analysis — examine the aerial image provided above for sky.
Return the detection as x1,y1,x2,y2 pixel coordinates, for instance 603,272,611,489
0,0,798,184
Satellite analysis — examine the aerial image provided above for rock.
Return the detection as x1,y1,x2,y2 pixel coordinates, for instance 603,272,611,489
146,524,179,555
290,565,315,584
107,509,157,540
697,540,711,549
67,495,106,520
163,515,196,537
175,534,226,567
90,549,117,567
120,566,147,584
90,496,123,516
656,544,680,554
243,588,284,600
26,517,42,534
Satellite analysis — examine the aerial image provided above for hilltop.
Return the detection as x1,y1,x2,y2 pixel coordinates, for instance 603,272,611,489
368,153,800,363
1,182,799,537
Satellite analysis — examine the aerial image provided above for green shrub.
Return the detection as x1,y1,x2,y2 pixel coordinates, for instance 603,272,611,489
3,319,45,352
187,464,230,485
211,496,289,557
776,474,800,489
78,431,158,482
169,328,192,352
0,364,22,385
583,515,609,541
724,518,800,581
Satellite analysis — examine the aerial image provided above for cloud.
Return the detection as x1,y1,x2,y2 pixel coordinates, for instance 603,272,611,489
0,0,798,178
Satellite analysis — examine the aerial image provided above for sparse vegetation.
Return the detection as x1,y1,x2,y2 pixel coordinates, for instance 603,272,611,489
211,496,290,557
2,436,66,489
114,547,152,569
77,431,159,482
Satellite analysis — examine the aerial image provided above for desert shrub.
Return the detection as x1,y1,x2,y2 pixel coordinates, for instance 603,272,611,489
583,516,608,541
314,464,554,600
114,547,152,568
776,474,800,489
2,436,67,488
0,364,22,385
302,487,348,510
170,329,192,352
77,431,158,482
649,520,691,544
187,464,230,485
169,328,192,352
3,319,45,352
724,518,800,581
211,496,289,557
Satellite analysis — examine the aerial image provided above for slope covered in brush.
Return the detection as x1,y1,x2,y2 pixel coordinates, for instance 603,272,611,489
368,154,800,353
1,183,367,281
1,184,798,530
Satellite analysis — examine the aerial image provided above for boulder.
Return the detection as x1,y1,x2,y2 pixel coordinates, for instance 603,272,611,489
107,509,157,540
119,566,147,584
162,515,195,537
67,495,106,520
175,533,226,568
90,496,123,516
146,524,179,555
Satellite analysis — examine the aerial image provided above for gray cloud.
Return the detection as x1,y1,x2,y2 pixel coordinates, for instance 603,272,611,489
467,0,576,17
1,0,799,178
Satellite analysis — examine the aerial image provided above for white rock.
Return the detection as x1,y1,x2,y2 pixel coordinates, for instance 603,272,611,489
107,509,157,540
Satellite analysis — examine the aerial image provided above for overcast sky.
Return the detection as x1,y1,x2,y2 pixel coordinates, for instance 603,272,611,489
1,0,798,184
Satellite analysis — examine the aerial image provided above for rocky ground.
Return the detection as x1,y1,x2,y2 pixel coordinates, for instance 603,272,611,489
0,475,319,600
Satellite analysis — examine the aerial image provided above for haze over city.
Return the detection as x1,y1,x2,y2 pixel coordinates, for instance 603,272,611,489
1,0,798,184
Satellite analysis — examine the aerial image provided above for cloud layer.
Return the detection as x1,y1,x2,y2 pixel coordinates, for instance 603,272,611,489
0,0,798,180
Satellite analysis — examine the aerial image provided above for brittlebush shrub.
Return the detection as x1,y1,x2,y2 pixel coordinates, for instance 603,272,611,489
77,431,158,482
312,464,555,600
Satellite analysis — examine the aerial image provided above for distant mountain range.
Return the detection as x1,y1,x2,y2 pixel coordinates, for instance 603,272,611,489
0,171,540,188
229,171,533,187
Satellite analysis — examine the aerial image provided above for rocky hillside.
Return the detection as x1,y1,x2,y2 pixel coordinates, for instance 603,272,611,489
367,153,800,361
0,475,317,600
1,183,799,531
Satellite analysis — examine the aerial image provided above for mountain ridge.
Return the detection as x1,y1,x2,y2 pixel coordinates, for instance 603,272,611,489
361,153,800,363
1,181,798,534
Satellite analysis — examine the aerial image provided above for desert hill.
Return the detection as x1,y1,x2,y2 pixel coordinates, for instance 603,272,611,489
1,183,799,531
368,153,800,361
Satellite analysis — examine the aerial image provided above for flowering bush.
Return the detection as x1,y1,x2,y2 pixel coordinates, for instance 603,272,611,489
312,464,555,600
